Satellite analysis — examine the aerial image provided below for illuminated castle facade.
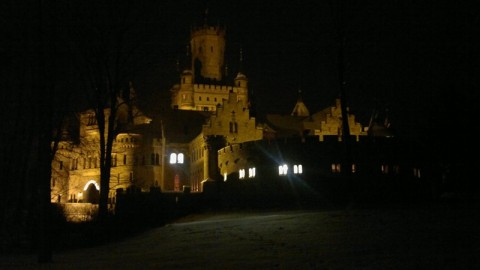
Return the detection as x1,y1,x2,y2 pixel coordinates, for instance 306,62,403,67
51,87,163,204
51,15,405,206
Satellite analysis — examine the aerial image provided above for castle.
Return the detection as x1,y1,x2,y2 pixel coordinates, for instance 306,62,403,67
51,15,402,205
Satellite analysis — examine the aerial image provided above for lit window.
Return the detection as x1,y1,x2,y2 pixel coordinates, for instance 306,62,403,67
331,163,341,173
293,164,303,174
248,167,256,178
278,164,288,175
178,153,184,164
239,169,245,179
413,168,421,178
224,173,227,181
381,164,389,174
170,153,177,164
351,163,356,173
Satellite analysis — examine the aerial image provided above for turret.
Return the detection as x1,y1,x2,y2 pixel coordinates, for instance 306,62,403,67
234,48,248,102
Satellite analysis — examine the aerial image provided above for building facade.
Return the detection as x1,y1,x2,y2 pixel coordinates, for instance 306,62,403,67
52,12,410,206
51,91,163,204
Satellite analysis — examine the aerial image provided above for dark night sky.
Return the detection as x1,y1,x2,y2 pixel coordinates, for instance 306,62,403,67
132,1,479,146
4,0,479,154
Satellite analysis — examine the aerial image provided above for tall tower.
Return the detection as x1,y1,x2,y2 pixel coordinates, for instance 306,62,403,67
190,11,226,82
170,9,248,112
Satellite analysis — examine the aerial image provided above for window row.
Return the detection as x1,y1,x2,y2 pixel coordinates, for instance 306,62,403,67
70,157,98,170
170,153,184,164
115,137,138,143
191,147,205,162
279,164,303,176
330,163,421,178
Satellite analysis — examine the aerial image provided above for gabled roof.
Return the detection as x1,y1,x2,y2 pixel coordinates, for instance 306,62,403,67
264,114,306,138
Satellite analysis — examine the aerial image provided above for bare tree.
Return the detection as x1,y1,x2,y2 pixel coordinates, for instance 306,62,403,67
64,1,159,220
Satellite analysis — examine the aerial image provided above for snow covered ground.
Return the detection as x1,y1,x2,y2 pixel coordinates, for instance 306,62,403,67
1,202,479,269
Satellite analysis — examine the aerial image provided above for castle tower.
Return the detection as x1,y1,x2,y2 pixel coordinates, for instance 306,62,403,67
170,9,248,112
190,10,226,82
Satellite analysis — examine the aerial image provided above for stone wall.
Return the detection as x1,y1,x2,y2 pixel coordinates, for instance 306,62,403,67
58,203,98,223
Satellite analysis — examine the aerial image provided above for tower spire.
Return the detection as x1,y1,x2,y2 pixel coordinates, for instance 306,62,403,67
239,47,244,73
291,88,310,117
203,8,209,26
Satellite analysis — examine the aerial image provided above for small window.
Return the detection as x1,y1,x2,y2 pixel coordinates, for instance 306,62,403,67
331,163,341,173
248,167,256,178
170,153,177,164
381,164,389,174
239,169,245,179
178,153,184,164
278,164,288,175
293,164,303,174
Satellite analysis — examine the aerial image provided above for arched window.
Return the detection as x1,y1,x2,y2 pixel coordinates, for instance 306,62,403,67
178,153,184,164
170,153,177,164
156,153,160,165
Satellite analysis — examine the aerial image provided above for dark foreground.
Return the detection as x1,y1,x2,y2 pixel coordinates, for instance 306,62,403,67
1,201,479,269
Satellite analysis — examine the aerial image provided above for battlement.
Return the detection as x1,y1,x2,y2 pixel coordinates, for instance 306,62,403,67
193,84,237,93
191,25,226,37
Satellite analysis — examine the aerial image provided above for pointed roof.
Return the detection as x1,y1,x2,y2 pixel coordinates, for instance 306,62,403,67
291,89,310,117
